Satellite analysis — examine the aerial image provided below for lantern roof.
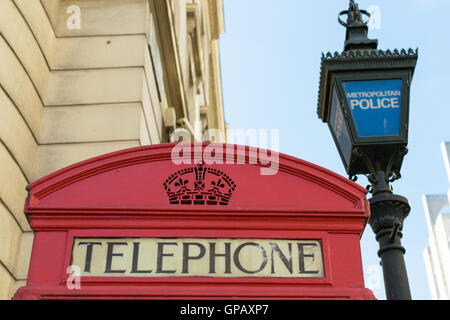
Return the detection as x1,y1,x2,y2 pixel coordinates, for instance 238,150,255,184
317,0,418,122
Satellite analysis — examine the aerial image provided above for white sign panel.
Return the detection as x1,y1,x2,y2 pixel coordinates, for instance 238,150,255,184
71,238,325,278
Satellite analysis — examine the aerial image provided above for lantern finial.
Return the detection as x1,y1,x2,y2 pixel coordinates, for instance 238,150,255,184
338,1,378,51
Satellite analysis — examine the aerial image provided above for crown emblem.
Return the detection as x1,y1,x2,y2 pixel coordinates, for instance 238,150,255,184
163,162,236,206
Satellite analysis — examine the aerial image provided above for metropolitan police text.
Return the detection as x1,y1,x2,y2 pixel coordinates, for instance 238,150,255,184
347,90,401,110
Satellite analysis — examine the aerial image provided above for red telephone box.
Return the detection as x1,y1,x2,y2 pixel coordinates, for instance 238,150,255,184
14,143,375,300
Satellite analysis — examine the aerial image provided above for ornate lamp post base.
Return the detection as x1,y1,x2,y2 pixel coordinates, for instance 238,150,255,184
369,192,412,300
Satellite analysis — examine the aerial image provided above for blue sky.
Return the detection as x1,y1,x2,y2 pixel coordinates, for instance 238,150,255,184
219,0,450,300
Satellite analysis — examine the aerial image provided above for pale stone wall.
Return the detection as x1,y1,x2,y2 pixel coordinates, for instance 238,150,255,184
0,0,226,299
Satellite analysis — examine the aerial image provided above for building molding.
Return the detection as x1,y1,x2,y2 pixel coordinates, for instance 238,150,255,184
153,0,188,120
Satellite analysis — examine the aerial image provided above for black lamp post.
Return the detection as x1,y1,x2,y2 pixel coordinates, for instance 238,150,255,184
317,1,418,300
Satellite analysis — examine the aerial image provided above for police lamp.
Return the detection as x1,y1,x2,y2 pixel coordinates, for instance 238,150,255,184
317,1,418,186
317,1,419,300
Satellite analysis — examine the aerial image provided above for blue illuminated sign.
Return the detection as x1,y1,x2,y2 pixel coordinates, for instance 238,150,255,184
343,79,402,138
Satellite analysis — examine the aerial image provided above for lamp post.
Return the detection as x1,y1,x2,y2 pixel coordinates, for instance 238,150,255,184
317,1,418,300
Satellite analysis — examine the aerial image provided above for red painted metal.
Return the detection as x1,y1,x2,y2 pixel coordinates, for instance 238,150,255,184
13,143,375,300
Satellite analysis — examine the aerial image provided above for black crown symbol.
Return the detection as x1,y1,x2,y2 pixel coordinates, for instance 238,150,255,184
163,162,236,206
